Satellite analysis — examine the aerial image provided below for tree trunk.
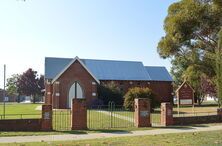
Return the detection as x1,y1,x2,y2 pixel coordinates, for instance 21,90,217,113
32,94,36,104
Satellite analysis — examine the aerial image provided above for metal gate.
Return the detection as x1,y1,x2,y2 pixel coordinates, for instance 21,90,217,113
151,108,161,126
88,102,134,129
53,109,72,131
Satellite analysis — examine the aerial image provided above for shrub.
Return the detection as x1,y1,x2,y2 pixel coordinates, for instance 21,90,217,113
123,87,159,110
97,82,124,105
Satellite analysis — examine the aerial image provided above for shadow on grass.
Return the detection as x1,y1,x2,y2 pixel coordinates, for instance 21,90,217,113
152,126,195,130
58,129,131,135
189,124,209,127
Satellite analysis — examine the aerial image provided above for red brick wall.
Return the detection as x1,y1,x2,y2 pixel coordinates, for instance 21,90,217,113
53,60,98,109
100,80,173,103
161,102,173,126
173,115,222,125
41,104,53,131
0,119,42,131
134,98,151,127
72,99,87,130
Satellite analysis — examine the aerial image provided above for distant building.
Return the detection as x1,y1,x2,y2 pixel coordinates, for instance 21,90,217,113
44,56,173,109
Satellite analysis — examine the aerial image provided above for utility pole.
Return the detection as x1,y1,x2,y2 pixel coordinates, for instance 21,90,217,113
3,64,6,119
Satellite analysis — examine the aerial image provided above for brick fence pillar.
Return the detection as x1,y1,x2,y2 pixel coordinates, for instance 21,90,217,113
72,99,87,130
161,102,173,126
134,98,151,127
41,104,52,131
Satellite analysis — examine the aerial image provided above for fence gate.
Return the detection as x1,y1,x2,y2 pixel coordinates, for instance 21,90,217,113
53,109,72,131
151,108,161,126
87,102,134,129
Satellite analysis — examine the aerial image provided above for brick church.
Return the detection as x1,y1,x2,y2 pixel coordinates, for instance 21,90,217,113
44,56,173,109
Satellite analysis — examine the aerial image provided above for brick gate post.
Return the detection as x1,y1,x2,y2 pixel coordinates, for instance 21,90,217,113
72,98,87,130
134,98,151,127
161,102,173,126
41,104,53,131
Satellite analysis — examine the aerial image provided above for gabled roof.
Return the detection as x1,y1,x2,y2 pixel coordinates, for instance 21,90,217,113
50,57,100,84
145,66,173,81
81,59,151,81
45,57,173,82
176,81,195,93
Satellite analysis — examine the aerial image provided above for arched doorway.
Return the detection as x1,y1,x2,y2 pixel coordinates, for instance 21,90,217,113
68,81,84,108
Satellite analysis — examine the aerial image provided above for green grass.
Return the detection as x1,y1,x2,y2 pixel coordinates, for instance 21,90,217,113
87,110,135,129
1,130,222,146
0,103,42,119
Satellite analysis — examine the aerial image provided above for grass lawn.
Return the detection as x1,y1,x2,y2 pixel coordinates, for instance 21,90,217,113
1,130,222,146
0,103,42,119
88,110,134,129
0,126,154,137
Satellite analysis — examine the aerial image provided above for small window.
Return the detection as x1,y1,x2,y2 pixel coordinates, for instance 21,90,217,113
129,81,133,85
147,82,150,85
55,93,60,96
92,81,96,85
92,92,96,96
47,92,51,95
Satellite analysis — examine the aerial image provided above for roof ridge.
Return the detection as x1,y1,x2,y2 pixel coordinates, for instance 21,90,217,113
45,57,143,63
82,58,143,63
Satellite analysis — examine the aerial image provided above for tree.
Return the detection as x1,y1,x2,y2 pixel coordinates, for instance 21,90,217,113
216,28,222,107
17,68,43,103
6,74,20,102
123,87,158,110
200,75,217,100
37,75,45,96
97,81,123,105
158,0,222,106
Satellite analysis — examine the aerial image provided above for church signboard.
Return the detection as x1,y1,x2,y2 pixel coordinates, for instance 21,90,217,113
176,81,194,106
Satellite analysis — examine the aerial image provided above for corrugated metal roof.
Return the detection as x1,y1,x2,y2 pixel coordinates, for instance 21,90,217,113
45,57,72,79
44,57,173,82
145,66,173,81
82,59,151,81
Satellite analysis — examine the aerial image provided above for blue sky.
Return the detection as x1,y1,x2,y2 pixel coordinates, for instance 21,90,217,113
0,0,178,87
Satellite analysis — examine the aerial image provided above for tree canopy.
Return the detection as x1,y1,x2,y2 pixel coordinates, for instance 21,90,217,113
6,68,44,103
158,0,222,105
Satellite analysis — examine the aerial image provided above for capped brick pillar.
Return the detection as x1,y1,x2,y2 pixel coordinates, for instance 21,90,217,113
134,98,151,127
161,102,173,126
45,81,52,105
41,104,52,131
72,98,87,130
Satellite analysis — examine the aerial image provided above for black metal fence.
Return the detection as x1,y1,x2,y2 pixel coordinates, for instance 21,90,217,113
88,102,134,129
151,109,161,126
53,109,72,131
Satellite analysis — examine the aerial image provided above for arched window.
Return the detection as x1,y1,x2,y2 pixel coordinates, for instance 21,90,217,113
68,81,84,108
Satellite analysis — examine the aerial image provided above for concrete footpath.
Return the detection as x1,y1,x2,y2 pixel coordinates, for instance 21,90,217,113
1,125,222,143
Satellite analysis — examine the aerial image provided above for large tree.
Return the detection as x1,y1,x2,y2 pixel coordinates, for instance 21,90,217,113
17,68,44,103
158,0,222,105
216,28,222,106
6,74,20,102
